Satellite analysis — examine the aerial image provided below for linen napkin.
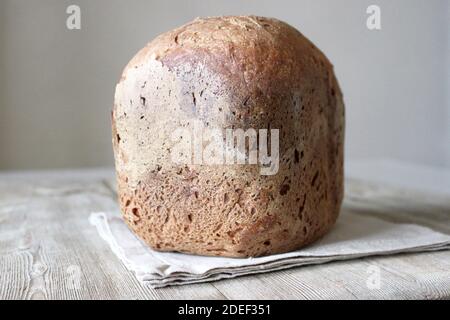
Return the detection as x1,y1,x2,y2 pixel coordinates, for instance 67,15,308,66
90,179,450,288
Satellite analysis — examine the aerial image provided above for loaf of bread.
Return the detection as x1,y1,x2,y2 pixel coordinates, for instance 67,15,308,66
112,16,344,257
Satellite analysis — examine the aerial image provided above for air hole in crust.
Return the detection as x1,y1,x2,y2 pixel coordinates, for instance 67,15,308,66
311,170,319,187
131,208,140,218
298,195,307,219
294,149,299,163
279,184,290,195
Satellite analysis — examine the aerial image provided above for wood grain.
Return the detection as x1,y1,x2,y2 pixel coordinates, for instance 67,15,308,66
0,169,449,300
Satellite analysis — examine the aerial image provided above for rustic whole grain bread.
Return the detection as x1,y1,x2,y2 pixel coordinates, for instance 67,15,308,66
112,16,345,257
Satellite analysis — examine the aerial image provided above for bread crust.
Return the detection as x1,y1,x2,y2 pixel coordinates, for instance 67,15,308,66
112,16,344,257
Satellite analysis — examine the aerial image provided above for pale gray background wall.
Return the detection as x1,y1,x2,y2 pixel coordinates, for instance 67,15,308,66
0,0,449,170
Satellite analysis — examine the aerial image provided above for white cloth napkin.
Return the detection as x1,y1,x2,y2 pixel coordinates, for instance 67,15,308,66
90,180,450,288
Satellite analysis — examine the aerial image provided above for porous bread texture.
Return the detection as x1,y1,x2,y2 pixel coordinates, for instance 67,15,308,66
112,16,345,257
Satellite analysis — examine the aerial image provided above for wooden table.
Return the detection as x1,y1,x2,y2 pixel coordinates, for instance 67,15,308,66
1,167,449,300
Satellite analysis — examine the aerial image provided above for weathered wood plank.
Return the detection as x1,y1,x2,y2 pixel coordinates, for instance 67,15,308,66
156,283,227,300
1,169,449,300
0,251,32,300
345,178,450,234
213,250,450,300
0,172,226,299
368,251,450,299
0,180,158,299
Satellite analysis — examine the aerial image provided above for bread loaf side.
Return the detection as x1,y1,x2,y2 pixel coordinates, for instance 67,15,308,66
112,16,345,257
